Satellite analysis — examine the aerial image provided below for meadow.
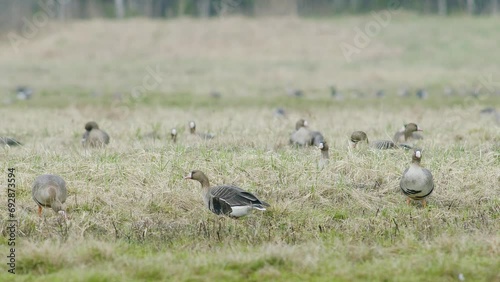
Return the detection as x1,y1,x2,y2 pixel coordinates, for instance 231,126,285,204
0,13,499,281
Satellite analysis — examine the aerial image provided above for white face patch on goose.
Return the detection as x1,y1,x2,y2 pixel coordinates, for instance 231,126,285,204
171,128,177,135
303,120,308,127
189,122,195,128
415,151,422,158
318,143,324,149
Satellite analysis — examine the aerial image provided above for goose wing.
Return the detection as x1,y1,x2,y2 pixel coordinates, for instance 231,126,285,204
210,185,266,207
372,140,396,150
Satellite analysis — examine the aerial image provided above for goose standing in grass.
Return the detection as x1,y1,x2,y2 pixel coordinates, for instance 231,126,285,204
317,141,329,169
32,174,68,218
400,149,434,207
188,121,215,140
82,121,110,148
0,137,22,146
393,123,423,143
171,128,177,143
350,131,412,150
184,170,269,218
290,119,310,147
290,119,325,147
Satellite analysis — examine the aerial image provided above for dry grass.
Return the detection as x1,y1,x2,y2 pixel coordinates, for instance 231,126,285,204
0,15,499,281
1,105,499,281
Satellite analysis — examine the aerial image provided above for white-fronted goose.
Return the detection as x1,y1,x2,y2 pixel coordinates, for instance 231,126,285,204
171,128,177,143
416,89,428,99
189,121,215,140
0,137,22,146
184,170,269,218
290,119,310,146
290,119,325,147
32,174,67,218
16,86,33,100
82,121,110,147
400,149,434,207
393,123,423,143
350,131,412,150
317,141,329,169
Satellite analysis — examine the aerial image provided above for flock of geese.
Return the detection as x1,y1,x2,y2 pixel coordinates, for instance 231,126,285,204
14,119,434,221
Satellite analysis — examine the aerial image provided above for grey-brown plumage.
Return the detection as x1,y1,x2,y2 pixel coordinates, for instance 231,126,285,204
350,131,369,148
393,123,423,143
400,149,434,207
184,170,269,218
290,119,324,147
82,121,110,148
32,174,67,218
189,121,214,140
0,137,22,146
350,131,411,150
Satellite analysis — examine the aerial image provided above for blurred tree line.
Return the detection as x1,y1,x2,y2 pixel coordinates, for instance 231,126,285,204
1,0,498,31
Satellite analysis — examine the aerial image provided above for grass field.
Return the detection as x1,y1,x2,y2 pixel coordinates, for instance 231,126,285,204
1,13,500,281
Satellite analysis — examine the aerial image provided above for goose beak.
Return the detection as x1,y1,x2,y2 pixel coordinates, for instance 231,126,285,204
184,176,191,179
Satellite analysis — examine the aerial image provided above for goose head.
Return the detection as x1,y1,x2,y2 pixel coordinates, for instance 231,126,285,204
295,119,308,130
184,170,210,188
171,128,177,142
404,123,423,140
189,121,196,134
350,131,369,148
412,148,423,164
85,121,99,131
318,141,329,151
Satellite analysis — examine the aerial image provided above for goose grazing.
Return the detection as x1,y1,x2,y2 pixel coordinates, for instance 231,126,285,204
400,149,434,207
350,131,412,150
290,119,325,147
171,128,177,143
82,121,110,147
184,170,269,218
32,174,67,218
188,121,214,140
393,123,423,143
0,137,22,146
317,141,329,169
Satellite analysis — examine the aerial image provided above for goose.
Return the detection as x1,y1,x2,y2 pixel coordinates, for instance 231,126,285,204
16,86,33,100
82,121,110,147
290,119,310,146
350,131,412,150
393,123,423,143
0,137,22,146
171,128,177,143
400,149,434,207
32,174,67,218
290,119,325,147
317,141,329,169
184,170,269,218
188,121,215,140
